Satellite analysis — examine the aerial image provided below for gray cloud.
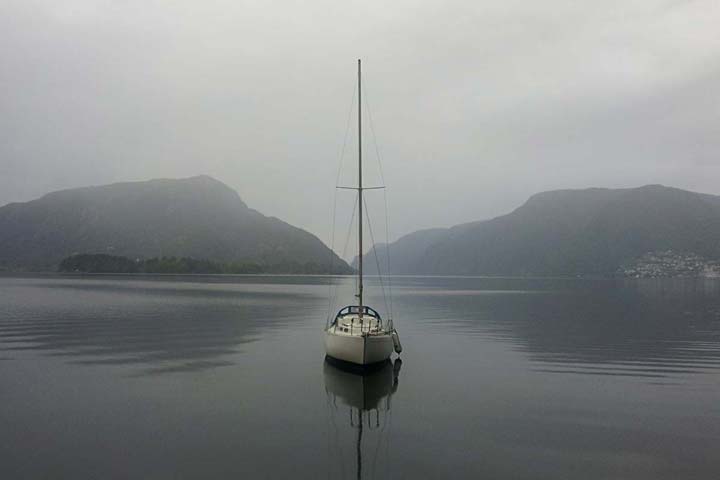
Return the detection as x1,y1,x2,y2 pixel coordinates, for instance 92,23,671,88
1,0,719,247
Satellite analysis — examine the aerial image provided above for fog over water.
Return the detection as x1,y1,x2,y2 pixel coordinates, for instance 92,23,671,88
2,0,720,241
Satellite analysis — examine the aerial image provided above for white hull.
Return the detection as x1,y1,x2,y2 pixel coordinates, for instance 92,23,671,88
324,330,394,365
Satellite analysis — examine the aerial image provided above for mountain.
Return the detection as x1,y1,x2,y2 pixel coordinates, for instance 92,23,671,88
0,175,351,272
361,185,720,276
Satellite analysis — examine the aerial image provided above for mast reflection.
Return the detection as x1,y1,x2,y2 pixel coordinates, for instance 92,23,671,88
323,356,402,480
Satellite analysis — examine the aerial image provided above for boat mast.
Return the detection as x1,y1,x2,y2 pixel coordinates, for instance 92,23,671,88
357,58,363,316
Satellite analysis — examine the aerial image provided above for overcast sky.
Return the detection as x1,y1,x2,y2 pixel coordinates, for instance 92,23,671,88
1,0,719,245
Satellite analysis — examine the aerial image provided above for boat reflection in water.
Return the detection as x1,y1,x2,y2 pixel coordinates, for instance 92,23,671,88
323,356,402,480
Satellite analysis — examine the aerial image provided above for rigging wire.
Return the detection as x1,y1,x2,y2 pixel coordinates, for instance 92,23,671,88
364,195,391,322
383,191,394,326
327,67,396,327
335,83,358,188
362,78,395,323
328,192,359,324
326,83,358,327
361,77,387,185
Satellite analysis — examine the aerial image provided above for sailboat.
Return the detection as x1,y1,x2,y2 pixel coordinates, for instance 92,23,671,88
324,59,402,366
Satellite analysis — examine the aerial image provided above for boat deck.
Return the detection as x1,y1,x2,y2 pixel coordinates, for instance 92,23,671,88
330,314,388,336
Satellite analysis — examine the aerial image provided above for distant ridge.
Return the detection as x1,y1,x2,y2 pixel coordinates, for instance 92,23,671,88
0,175,351,273
360,185,720,276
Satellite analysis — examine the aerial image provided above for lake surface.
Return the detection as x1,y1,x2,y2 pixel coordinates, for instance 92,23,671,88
1,274,720,479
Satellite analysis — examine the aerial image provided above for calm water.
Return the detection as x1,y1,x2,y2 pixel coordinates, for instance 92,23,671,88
1,275,720,479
